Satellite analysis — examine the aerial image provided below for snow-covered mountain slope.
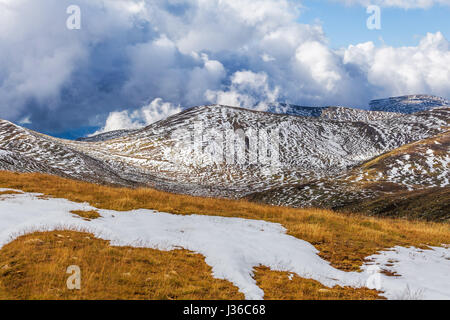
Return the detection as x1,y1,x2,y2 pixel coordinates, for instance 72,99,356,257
267,104,402,122
0,120,137,187
0,105,449,207
320,107,402,121
349,131,449,189
263,95,448,118
247,130,450,221
76,129,135,142
369,95,449,114
63,105,449,197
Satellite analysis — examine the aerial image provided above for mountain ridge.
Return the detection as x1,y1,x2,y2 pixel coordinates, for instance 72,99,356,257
369,94,449,114
1,100,449,220
30,94,448,143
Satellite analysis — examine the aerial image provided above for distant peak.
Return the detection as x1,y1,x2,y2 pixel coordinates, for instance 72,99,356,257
369,94,449,114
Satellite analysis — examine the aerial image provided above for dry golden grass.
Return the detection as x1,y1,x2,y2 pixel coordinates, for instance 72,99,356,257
0,171,449,300
254,267,382,300
70,210,101,221
0,190,22,195
0,231,243,300
0,231,382,300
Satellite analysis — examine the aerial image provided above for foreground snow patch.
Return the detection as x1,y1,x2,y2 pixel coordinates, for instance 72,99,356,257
362,246,450,300
0,189,448,300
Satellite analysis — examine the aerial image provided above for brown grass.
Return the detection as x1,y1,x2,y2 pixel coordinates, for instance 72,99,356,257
0,171,449,300
70,210,101,221
0,231,383,300
0,190,22,196
254,267,382,300
0,231,243,300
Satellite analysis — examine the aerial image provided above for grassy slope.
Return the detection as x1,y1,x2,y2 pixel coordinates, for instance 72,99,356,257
248,131,450,221
337,187,450,221
337,131,450,220
0,171,449,299
0,231,380,300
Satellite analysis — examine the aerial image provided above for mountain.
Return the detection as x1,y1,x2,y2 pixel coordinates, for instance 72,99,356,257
319,107,401,121
0,102,449,219
71,105,448,195
369,95,449,114
76,129,134,142
269,94,449,118
247,130,449,221
0,119,140,187
267,103,403,121
267,103,325,117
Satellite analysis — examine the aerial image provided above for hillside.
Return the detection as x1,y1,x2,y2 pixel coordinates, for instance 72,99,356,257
0,104,449,219
0,120,137,187
76,129,134,142
268,104,402,121
319,107,402,121
247,131,450,221
369,95,449,114
0,171,449,300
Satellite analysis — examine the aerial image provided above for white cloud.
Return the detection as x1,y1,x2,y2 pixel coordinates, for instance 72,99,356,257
94,98,182,134
174,0,300,53
0,0,145,123
0,1,88,119
261,53,276,62
205,71,280,111
342,32,450,98
122,36,226,106
138,98,182,125
296,41,343,92
94,110,142,134
18,115,32,125
0,0,449,133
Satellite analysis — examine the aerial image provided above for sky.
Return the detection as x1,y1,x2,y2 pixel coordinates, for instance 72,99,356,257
300,0,450,48
0,0,449,138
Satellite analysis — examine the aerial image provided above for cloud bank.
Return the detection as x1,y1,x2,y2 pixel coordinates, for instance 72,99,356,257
0,0,449,134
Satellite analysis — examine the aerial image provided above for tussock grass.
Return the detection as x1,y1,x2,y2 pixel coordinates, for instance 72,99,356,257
0,231,381,300
0,171,449,300
0,190,22,196
254,267,382,300
0,231,243,300
70,210,101,221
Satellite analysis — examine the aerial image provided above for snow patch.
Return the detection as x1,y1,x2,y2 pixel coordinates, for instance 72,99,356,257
0,190,449,300
362,246,450,300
